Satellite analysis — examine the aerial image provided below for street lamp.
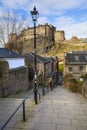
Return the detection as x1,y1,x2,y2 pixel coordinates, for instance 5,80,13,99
30,6,39,104
55,56,59,86
51,57,53,91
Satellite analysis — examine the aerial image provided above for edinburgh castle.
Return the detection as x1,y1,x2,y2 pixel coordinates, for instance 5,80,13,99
8,23,65,54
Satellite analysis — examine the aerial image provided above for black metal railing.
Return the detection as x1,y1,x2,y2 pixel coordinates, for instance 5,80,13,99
0,89,34,130
0,99,26,130
0,86,53,130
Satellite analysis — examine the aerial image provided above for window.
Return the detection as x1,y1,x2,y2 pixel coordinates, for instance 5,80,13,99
79,66,83,71
68,67,72,72
75,56,79,61
85,55,87,60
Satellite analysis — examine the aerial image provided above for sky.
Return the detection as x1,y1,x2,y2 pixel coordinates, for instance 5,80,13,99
0,0,87,39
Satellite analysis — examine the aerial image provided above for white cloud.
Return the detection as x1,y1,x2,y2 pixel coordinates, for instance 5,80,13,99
1,0,29,9
38,17,49,25
0,0,87,39
51,16,87,39
53,16,76,28
0,0,87,17
64,22,87,39
0,0,86,15
34,0,87,16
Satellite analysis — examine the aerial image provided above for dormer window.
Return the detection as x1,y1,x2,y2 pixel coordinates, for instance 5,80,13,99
75,56,79,61
85,55,87,60
9,51,11,56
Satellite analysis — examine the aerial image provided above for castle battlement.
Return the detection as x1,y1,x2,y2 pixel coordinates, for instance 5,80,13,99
8,23,65,54
9,23,65,42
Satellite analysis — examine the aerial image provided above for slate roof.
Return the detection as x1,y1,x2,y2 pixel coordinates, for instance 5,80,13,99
24,52,51,63
65,51,87,64
0,48,22,58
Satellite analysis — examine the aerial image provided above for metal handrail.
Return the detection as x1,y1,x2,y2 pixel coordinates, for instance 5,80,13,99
0,87,51,130
0,99,25,130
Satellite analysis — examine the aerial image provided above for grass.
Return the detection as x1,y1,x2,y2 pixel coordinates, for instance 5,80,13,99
46,42,87,58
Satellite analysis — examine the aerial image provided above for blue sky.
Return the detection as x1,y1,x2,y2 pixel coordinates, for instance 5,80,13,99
0,0,87,39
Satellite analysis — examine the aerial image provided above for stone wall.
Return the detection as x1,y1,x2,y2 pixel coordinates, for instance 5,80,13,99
55,30,65,42
0,60,9,97
0,60,29,97
82,80,87,97
9,23,65,44
20,23,56,41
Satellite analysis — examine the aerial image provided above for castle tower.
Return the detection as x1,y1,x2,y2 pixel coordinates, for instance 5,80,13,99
54,30,65,42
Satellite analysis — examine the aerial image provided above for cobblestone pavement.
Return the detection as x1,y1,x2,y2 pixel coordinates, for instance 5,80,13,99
1,86,87,130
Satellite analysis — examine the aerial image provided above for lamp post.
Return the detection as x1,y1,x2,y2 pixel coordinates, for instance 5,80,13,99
30,6,39,104
51,57,53,91
55,56,59,86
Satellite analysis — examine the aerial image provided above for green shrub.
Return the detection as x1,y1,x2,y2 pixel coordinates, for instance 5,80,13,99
63,74,74,88
67,77,77,92
63,74,82,93
80,73,87,81
59,64,63,74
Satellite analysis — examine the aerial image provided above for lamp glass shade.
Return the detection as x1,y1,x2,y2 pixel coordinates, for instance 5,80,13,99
31,6,39,21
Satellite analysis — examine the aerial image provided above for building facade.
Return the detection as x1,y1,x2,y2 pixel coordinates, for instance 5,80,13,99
64,51,87,79
24,53,58,87
0,48,25,69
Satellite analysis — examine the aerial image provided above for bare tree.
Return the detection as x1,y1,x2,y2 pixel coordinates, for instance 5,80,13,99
0,11,26,54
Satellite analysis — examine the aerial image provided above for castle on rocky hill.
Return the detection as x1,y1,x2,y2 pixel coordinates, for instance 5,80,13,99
8,23,65,54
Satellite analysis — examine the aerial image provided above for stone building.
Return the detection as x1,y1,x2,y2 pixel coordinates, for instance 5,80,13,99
55,30,65,42
24,52,52,82
63,51,87,79
0,48,29,97
21,23,65,43
19,23,56,42
24,52,58,87
8,23,65,54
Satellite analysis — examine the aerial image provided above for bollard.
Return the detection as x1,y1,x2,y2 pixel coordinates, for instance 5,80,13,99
42,87,45,96
23,100,25,121
39,93,41,100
